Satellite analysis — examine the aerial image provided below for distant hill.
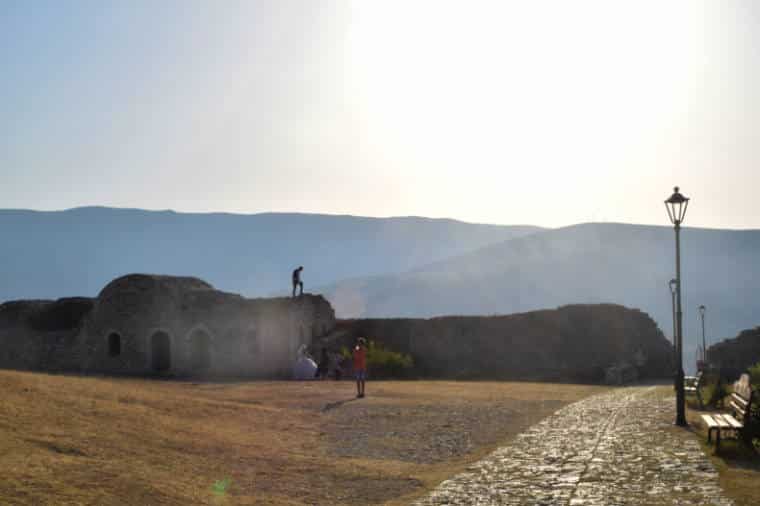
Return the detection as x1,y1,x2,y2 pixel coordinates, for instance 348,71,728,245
323,223,760,372
0,207,540,301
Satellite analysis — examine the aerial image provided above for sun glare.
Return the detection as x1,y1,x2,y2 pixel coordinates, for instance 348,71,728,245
345,1,704,208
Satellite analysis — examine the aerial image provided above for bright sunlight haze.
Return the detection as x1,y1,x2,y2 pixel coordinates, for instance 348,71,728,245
1,0,758,228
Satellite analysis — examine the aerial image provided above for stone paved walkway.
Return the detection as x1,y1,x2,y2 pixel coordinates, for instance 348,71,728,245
415,386,733,506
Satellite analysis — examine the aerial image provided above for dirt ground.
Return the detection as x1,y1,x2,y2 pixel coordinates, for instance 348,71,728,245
0,370,608,505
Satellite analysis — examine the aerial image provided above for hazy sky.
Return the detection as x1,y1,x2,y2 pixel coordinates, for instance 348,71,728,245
2,1,759,228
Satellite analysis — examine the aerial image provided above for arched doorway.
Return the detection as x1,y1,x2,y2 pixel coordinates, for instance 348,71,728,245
151,331,171,372
189,329,211,371
108,332,121,357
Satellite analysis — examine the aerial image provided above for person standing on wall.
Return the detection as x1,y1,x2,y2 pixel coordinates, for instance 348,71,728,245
353,337,367,398
292,266,304,297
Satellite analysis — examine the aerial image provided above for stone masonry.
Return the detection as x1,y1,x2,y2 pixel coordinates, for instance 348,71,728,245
416,387,733,506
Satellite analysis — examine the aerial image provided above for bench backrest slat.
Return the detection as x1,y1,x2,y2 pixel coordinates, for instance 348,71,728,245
731,393,749,409
730,373,754,425
730,400,747,418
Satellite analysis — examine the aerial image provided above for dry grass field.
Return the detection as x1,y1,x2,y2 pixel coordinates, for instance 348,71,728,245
0,370,608,505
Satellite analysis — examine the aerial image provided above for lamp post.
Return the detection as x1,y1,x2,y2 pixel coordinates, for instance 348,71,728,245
669,279,677,389
665,186,689,427
699,304,707,366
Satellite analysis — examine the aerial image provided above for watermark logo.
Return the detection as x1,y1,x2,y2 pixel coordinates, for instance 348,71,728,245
211,477,232,497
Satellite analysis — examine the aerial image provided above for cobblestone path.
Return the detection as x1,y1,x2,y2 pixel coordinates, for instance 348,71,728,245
415,386,732,506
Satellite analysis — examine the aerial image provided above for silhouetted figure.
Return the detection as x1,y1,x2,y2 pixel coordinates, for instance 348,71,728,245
315,347,329,380
292,266,303,297
334,352,347,381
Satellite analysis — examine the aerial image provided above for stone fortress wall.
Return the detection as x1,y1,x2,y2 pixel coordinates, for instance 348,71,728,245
0,274,335,377
0,275,673,383
707,326,760,380
332,304,673,383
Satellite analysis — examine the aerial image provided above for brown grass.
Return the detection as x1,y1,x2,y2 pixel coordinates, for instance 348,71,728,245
687,404,760,506
0,370,608,505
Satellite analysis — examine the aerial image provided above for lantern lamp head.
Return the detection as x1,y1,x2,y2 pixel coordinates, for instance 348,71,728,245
665,186,689,225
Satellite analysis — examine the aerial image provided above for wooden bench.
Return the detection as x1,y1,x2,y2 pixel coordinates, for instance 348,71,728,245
701,374,754,449
684,371,704,408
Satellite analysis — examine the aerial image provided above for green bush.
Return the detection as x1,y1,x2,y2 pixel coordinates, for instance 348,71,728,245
749,361,760,390
366,340,413,377
707,377,728,409
342,341,414,378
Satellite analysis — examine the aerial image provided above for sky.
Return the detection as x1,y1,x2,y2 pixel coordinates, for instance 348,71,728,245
1,0,759,229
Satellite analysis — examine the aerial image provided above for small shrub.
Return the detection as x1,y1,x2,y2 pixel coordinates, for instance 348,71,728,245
341,340,414,378
365,340,413,378
707,378,728,409
749,361,760,390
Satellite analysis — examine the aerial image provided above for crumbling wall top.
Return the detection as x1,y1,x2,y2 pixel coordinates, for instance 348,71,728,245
98,274,214,300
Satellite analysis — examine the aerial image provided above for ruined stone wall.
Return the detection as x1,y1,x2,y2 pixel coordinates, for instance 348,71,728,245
0,298,93,372
1,274,336,378
78,275,336,377
79,275,207,375
334,304,672,382
707,326,760,381
2,275,666,383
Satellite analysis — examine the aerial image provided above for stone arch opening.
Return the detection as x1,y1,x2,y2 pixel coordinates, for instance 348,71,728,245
108,332,121,357
189,329,211,370
151,331,171,372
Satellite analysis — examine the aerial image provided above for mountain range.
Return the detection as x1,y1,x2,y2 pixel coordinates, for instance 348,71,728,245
0,207,538,300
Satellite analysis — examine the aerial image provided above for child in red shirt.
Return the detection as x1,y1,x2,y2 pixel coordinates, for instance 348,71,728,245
353,337,367,398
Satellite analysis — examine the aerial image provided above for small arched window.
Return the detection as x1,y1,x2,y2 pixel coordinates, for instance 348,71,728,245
108,332,121,357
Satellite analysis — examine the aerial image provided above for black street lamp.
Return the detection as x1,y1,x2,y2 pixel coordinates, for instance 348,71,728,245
699,304,707,366
665,186,689,427
669,279,677,388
